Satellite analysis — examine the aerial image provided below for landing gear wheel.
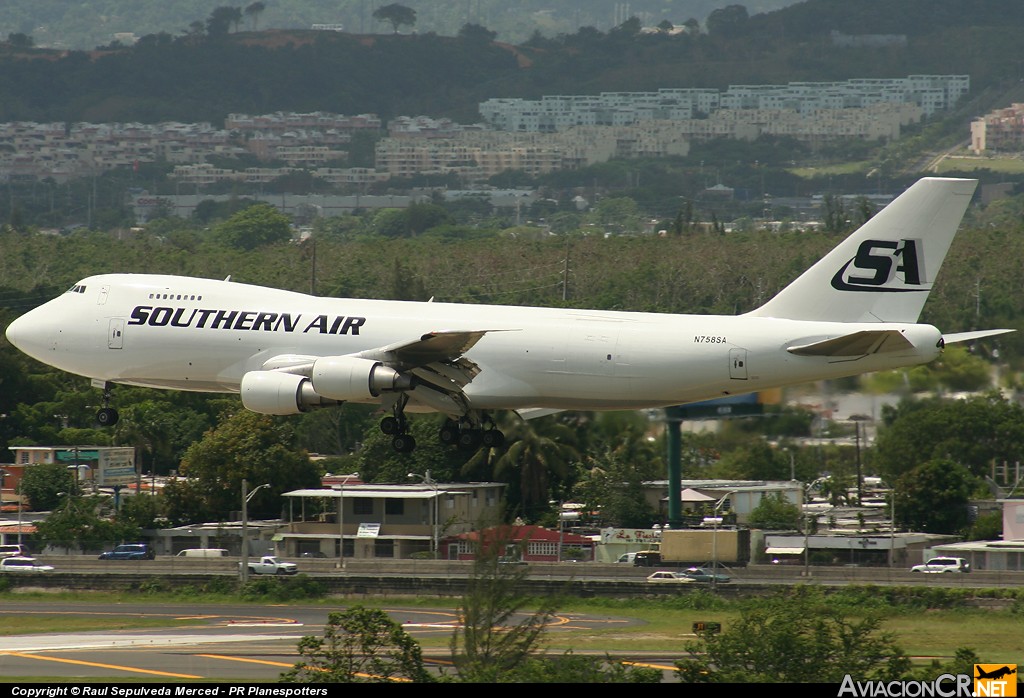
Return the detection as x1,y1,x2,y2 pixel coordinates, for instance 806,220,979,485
439,420,459,446
380,416,400,435
96,407,119,427
392,434,417,453
482,429,505,448
458,429,483,450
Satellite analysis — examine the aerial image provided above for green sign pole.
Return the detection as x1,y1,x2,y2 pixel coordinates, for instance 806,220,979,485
664,406,685,529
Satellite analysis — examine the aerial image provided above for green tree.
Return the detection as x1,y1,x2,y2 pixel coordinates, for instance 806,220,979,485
747,492,801,530
573,449,656,528
491,416,580,521
675,593,910,682
207,6,242,37
450,530,559,682
33,495,140,552
590,196,642,235
116,490,165,529
458,24,497,43
6,33,33,48
894,458,976,534
372,4,417,34
706,5,750,38
212,203,292,250
280,606,432,683
963,510,1001,541
512,652,661,683
873,395,1024,482
244,2,266,31
352,416,465,485
161,478,211,527
19,461,74,511
178,410,322,520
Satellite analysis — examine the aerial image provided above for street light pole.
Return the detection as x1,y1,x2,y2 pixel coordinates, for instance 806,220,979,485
334,475,355,571
240,478,270,584
708,490,738,592
888,487,895,569
408,470,439,557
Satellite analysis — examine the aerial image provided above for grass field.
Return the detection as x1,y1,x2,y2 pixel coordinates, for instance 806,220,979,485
933,155,1024,174
1,587,1020,669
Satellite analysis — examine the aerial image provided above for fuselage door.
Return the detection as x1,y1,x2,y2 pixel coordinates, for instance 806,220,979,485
108,318,125,350
729,348,748,380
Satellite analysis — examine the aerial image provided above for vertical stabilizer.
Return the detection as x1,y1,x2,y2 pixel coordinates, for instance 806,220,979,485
746,177,977,323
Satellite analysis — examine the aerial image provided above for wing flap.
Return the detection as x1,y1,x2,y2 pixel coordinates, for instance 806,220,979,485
354,329,499,368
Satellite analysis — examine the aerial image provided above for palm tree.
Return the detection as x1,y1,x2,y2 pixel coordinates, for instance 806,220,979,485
490,416,580,521
245,2,266,31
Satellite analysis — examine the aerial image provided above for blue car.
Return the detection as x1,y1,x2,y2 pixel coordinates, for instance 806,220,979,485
99,544,154,560
680,566,730,583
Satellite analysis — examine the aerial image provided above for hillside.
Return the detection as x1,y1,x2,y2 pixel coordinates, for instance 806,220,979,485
0,1,1023,126
0,1,802,50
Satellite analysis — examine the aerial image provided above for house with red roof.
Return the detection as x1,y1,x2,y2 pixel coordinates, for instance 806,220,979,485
443,524,595,562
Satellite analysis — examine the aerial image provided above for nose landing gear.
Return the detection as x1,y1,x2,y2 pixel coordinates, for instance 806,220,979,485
95,384,119,427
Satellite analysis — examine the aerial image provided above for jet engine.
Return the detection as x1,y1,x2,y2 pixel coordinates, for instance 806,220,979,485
311,355,414,400
241,370,338,415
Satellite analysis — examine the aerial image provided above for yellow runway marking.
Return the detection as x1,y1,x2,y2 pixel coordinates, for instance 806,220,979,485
198,654,293,668
623,660,677,671
199,655,412,682
3,651,201,679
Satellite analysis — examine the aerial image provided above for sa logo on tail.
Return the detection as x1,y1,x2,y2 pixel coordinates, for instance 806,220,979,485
831,238,924,292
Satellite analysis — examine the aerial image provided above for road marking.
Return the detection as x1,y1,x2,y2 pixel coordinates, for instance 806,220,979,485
198,654,293,668
3,651,202,678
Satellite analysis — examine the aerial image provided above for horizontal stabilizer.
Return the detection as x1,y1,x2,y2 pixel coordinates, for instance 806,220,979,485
788,330,914,357
943,329,1015,344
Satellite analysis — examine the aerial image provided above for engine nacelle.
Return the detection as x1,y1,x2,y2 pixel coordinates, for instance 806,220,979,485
241,370,338,415
311,355,413,401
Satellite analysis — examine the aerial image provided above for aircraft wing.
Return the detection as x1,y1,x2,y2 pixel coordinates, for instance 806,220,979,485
787,330,916,357
353,330,491,370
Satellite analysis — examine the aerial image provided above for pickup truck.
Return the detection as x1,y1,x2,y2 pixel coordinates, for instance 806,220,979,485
243,556,298,576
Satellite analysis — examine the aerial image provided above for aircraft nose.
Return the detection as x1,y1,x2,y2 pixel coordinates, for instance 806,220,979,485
5,308,53,360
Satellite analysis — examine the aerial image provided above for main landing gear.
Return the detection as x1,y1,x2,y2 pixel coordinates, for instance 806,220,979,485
95,384,119,427
439,417,505,451
379,402,505,453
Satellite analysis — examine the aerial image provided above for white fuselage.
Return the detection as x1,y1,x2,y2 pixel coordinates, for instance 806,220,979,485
6,273,943,412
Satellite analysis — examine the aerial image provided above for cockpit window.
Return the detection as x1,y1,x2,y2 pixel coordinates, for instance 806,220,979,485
65,284,87,294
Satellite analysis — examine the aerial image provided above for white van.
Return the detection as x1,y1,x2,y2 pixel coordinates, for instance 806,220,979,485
176,548,228,558
0,544,28,558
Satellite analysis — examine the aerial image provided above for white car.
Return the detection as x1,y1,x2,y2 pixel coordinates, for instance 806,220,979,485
646,570,695,583
910,557,970,574
0,556,54,573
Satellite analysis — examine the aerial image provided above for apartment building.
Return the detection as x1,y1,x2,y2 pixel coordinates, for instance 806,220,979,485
480,75,968,133
971,103,1024,154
